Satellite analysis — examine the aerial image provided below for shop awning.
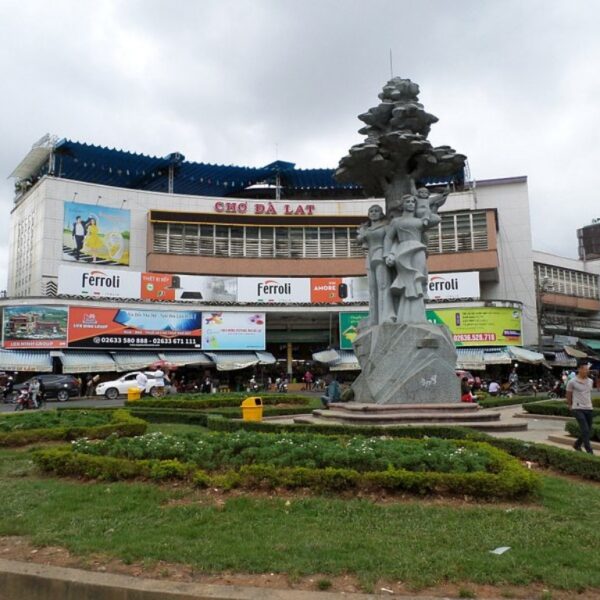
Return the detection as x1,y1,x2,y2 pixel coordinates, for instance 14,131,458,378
580,338,600,351
0,351,53,372
456,348,485,370
113,352,161,372
159,352,213,366
205,352,260,371
483,348,512,365
59,352,116,373
312,349,342,364
329,350,361,371
255,351,277,365
507,346,545,364
564,345,588,358
547,351,577,368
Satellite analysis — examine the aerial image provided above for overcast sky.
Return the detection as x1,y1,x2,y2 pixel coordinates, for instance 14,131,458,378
1,0,599,289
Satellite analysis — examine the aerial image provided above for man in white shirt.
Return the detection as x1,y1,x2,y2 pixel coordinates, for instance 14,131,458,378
488,381,500,396
135,372,148,396
153,369,165,397
566,360,595,454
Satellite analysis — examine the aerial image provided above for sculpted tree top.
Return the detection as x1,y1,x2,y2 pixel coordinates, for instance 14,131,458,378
335,78,466,215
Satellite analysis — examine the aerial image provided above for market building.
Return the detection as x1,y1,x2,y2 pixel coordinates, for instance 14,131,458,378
2,135,599,381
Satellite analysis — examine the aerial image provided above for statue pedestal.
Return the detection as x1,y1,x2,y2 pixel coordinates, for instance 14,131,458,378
351,321,460,404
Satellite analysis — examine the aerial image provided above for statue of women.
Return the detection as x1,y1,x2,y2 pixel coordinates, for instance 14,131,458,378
384,194,440,323
356,205,393,325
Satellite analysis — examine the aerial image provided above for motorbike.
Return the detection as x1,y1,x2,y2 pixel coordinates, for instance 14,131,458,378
14,387,39,411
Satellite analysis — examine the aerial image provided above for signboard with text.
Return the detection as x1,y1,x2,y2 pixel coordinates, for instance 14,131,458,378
339,312,369,350
201,312,266,350
58,265,140,299
3,306,68,349
67,307,202,349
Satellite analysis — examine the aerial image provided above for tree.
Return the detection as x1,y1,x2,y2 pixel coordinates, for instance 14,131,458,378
335,78,466,216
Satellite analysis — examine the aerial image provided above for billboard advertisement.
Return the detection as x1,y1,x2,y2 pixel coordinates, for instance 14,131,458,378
58,265,140,299
201,312,266,350
3,306,68,349
141,273,237,302
63,201,130,266
426,307,522,346
427,272,480,300
67,307,202,349
237,278,311,303
339,312,369,350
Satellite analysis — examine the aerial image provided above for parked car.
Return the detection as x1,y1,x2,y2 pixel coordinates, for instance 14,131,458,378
95,372,173,400
8,374,80,403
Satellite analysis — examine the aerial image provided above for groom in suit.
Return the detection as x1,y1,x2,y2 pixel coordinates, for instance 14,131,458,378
71,215,87,260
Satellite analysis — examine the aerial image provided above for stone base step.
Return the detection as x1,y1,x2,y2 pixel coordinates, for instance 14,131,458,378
312,408,500,423
328,402,479,413
293,415,528,432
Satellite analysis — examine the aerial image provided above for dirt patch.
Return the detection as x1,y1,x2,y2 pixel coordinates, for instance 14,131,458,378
2,535,596,599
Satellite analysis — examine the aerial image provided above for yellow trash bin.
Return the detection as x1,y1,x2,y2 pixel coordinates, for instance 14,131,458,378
128,387,141,402
241,396,263,421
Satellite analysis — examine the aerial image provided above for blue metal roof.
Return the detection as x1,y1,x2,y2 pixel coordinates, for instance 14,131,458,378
32,139,463,198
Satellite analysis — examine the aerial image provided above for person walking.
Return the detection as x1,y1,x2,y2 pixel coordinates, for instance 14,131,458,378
566,360,595,454
135,371,148,397
30,378,40,408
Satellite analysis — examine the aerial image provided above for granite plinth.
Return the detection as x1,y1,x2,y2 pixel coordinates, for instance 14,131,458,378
352,321,460,404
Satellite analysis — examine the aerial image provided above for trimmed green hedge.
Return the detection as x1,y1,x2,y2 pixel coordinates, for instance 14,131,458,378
523,400,600,418
32,439,539,500
125,394,310,410
565,419,600,442
478,395,548,409
0,409,147,447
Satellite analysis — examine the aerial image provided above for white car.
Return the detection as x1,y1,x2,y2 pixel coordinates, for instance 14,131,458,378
95,371,171,400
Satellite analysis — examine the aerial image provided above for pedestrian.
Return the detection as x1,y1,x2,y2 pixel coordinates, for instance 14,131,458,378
303,370,314,391
566,360,595,454
320,375,341,408
85,375,94,397
3,376,14,402
488,380,500,397
460,376,474,402
201,376,212,394
30,378,41,408
153,368,165,397
37,378,46,408
135,371,148,396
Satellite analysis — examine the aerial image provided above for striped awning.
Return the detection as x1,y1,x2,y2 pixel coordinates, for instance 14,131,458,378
59,351,116,373
0,351,53,372
483,349,512,365
548,351,577,368
113,352,161,372
159,352,213,366
456,348,485,370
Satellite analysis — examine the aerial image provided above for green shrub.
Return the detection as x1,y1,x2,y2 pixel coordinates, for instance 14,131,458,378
478,395,542,409
565,419,600,442
125,394,310,410
523,400,600,418
0,409,147,447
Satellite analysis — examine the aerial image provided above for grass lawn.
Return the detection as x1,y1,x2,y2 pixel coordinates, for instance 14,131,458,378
1,439,600,594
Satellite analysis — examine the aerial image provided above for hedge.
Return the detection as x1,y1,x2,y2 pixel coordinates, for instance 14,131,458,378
565,419,600,442
126,406,312,426
125,394,310,410
206,416,600,482
32,440,539,500
0,409,147,447
478,395,548,409
523,400,600,418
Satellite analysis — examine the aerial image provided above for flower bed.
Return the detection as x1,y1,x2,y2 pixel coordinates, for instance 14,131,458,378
33,430,539,499
0,409,147,447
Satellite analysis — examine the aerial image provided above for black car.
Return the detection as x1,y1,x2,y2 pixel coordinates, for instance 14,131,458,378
8,374,80,403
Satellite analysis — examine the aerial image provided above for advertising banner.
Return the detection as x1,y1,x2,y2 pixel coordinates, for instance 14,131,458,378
426,307,522,346
63,201,130,266
67,307,202,349
141,273,237,302
201,312,266,350
237,278,311,303
339,312,369,350
427,272,480,300
3,306,68,349
58,265,140,299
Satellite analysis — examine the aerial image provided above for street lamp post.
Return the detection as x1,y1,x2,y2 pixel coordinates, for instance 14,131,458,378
536,276,554,351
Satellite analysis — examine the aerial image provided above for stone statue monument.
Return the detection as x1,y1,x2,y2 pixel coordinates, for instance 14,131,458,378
336,77,466,404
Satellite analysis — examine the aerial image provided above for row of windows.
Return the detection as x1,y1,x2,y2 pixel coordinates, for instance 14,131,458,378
152,211,490,259
535,263,599,299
